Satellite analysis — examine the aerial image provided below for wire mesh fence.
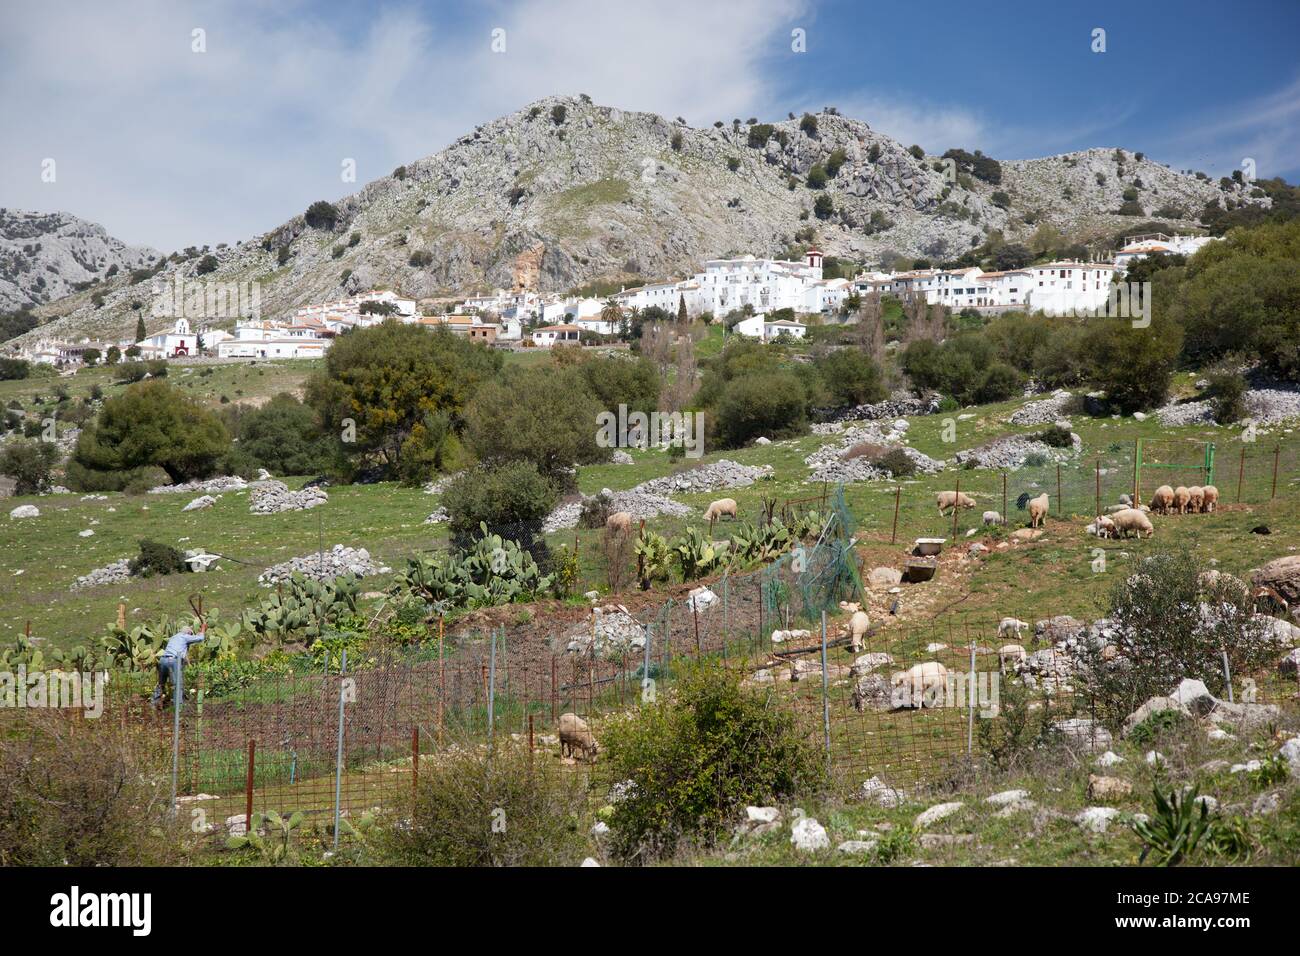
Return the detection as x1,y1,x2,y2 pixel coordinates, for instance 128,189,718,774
11,469,1299,837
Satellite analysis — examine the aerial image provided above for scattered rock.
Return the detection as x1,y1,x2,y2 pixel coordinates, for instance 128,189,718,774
9,505,38,519
183,495,218,512
837,838,878,854
1088,775,1133,801
790,816,830,852
914,802,963,828
860,776,906,808
1074,807,1121,833
985,789,1030,807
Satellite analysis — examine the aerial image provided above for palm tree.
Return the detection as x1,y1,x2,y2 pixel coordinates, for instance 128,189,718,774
601,298,623,336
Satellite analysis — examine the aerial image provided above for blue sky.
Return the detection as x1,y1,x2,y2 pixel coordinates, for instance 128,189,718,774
2,0,1296,251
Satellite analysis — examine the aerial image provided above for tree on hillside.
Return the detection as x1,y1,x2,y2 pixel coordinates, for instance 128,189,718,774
68,381,230,488
816,349,886,407
464,366,604,484
0,440,59,495
221,393,338,477
1171,218,1300,382
305,321,501,479
1083,313,1183,414
134,314,147,342
855,290,885,360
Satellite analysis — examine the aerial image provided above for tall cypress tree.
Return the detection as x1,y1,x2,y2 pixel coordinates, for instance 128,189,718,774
134,314,147,342
677,294,687,324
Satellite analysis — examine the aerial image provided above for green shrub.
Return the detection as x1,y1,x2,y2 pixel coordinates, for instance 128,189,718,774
1127,708,1193,747
70,381,228,488
129,539,187,577
0,712,190,866
0,440,58,495
714,370,807,448
1206,370,1247,424
442,460,557,542
1077,549,1280,728
876,447,916,477
602,662,822,861
375,740,590,866
815,349,886,407
1035,424,1074,448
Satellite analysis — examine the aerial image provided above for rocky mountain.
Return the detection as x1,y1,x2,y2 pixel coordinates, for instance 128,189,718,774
0,209,158,314
11,95,1265,345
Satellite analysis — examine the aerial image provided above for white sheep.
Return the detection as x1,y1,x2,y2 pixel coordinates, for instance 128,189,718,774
1151,485,1175,514
1111,507,1154,538
997,617,1029,639
1027,492,1049,528
1091,515,1117,538
937,490,976,515
703,498,738,522
1201,485,1219,513
557,712,599,762
839,600,870,652
605,511,633,534
1173,486,1191,514
998,644,1027,673
890,662,950,709
982,510,1002,526
1187,486,1204,513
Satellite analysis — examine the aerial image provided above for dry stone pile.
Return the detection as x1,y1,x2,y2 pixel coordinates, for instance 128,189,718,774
954,429,1081,470
632,459,771,496
258,545,390,585
249,480,328,514
71,558,132,591
563,605,646,657
543,489,691,532
1009,390,1074,425
149,476,248,494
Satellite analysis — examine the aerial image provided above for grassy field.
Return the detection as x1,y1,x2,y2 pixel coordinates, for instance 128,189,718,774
3,359,1299,653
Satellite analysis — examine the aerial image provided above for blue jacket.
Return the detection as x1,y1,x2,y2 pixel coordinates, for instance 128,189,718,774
161,631,205,661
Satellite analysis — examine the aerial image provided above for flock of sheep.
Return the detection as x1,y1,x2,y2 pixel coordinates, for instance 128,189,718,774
935,480,1220,542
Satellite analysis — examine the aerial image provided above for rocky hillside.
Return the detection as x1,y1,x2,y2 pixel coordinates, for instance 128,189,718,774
0,209,158,314
12,95,1265,345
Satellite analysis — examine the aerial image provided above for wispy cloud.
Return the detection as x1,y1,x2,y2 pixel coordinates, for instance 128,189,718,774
0,0,806,250
1158,73,1300,180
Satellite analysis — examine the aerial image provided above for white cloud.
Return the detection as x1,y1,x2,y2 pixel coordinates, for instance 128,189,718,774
0,0,807,250
830,94,989,154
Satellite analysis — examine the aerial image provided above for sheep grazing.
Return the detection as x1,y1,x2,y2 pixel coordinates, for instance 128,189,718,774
1201,485,1219,513
1173,486,1191,514
605,511,633,534
982,510,1002,526
703,498,738,522
1111,507,1154,538
1150,485,1175,514
998,644,1027,673
890,662,950,709
557,712,599,762
839,600,870,653
1026,492,1050,528
1089,515,1117,538
1187,486,1204,513
936,490,976,515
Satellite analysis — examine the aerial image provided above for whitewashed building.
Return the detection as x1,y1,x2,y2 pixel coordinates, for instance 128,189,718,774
531,324,581,347
1113,233,1218,273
